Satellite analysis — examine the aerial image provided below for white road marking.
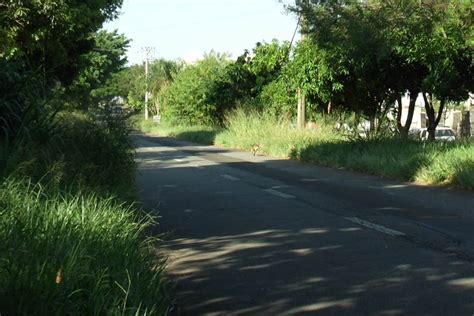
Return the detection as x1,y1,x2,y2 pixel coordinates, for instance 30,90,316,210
221,174,240,181
264,189,295,199
345,217,405,237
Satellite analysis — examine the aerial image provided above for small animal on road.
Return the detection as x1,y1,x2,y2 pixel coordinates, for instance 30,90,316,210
251,144,260,156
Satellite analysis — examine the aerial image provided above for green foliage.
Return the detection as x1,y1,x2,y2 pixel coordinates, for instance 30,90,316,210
297,138,474,189
257,78,296,117
1,112,135,200
135,115,220,146
205,53,257,117
114,59,183,113
1,0,123,86
137,111,474,190
156,41,292,124
0,58,56,145
68,30,130,110
290,0,473,127
1,1,129,151
216,108,342,158
1,113,171,315
1,1,171,314
119,64,146,109
247,40,290,92
0,179,169,315
160,52,230,125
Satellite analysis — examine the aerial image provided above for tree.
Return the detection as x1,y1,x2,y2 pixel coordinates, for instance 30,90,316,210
246,40,290,93
293,0,394,126
69,30,130,110
1,0,123,88
160,52,230,125
291,0,473,139
207,40,290,118
418,0,474,140
1,0,124,143
149,59,184,114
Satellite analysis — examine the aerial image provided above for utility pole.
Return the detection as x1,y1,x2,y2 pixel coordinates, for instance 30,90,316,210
296,0,308,129
142,47,155,120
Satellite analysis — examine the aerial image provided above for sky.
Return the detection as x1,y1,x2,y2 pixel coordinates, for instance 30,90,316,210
103,0,300,65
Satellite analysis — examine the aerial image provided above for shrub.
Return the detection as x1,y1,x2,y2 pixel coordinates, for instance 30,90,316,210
160,52,229,125
257,79,296,117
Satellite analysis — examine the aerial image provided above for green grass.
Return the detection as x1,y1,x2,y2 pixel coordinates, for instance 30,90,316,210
0,179,169,315
1,113,171,315
215,109,344,158
136,116,221,145
1,112,136,198
296,138,474,189
136,110,474,190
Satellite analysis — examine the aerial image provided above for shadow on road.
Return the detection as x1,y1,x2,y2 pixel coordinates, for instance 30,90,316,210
135,136,474,316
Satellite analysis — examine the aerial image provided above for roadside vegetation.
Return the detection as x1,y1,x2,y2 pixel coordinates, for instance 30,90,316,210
129,0,473,191
1,1,170,315
137,112,474,190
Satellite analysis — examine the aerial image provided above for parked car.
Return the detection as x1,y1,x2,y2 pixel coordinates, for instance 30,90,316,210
419,127,456,141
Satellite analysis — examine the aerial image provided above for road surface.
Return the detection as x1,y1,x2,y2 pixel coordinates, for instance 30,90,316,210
135,134,474,316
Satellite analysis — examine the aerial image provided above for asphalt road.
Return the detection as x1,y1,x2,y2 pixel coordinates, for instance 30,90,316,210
135,134,474,316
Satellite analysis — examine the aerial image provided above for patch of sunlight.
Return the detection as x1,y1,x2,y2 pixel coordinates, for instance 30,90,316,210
290,248,314,256
286,298,354,314
383,184,409,189
307,277,327,283
447,278,474,288
240,263,272,271
317,245,342,251
339,227,362,232
300,228,330,234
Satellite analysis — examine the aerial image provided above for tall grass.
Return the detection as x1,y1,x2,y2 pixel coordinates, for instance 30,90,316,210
296,138,474,189
1,113,136,198
1,113,171,315
0,179,169,315
215,109,343,158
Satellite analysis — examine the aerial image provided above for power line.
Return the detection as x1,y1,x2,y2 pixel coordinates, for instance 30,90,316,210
289,13,302,53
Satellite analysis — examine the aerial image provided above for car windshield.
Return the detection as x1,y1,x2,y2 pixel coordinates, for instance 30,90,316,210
436,129,454,137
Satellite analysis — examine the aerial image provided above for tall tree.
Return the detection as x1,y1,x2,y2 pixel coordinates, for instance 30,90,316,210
1,0,123,87
69,30,130,110
292,0,473,139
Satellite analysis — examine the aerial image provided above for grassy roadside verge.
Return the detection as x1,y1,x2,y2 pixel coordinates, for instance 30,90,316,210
138,117,221,145
135,111,474,190
0,113,170,315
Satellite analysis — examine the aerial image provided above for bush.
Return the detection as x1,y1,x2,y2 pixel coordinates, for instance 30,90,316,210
257,79,296,117
0,179,169,315
160,52,229,126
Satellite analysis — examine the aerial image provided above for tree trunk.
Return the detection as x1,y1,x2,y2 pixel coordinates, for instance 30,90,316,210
397,91,417,139
396,94,403,134
422,92,445,142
